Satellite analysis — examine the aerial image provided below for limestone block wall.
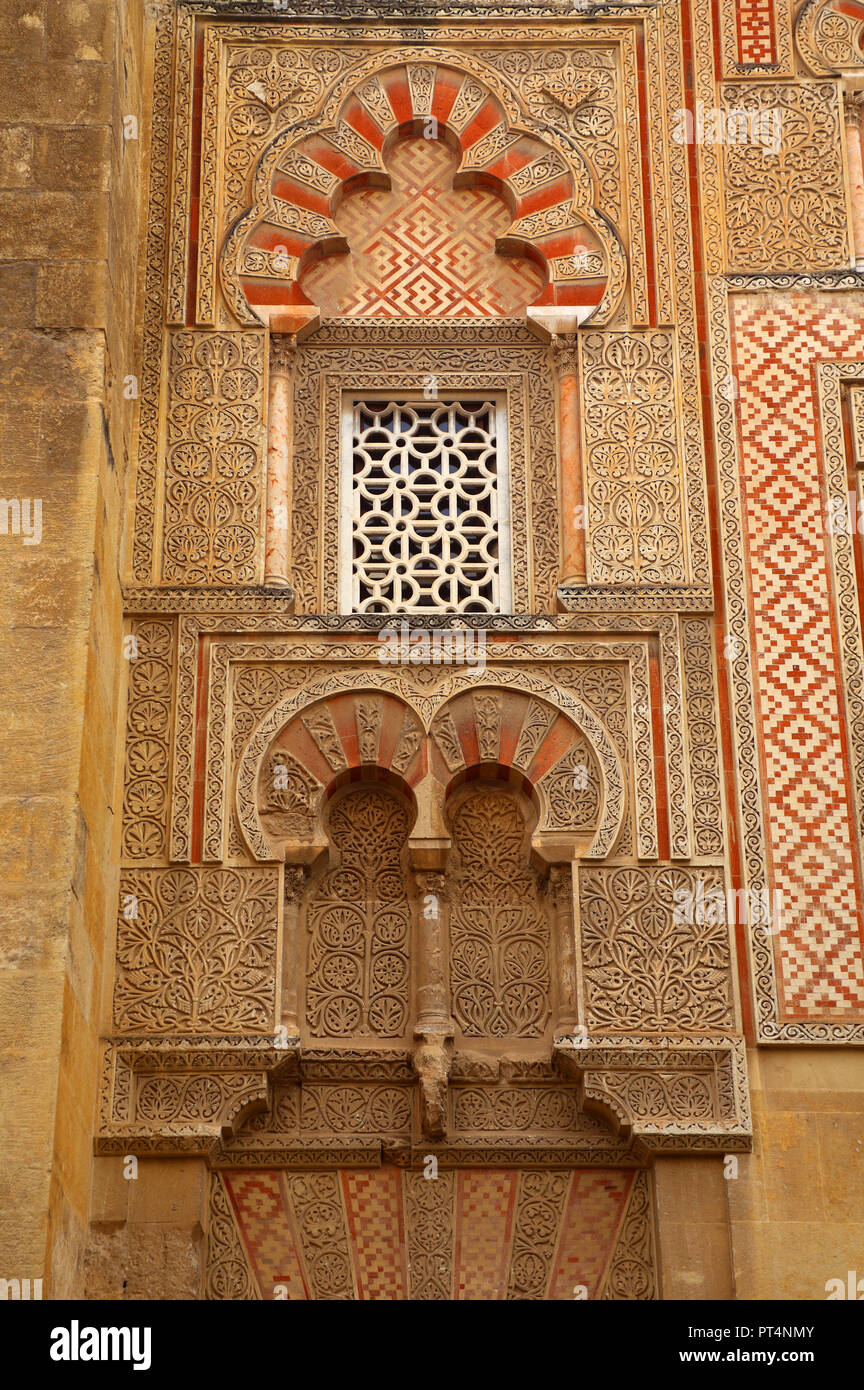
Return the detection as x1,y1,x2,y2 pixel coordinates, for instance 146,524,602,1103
0,0,147,1295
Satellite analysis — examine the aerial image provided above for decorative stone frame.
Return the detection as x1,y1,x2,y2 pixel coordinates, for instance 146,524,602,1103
221,49,629,329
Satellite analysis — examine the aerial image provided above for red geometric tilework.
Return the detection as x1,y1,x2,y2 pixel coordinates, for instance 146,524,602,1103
547,1171,632,1300
736,0,776,66
225,1171,308,1300
301,137,545,317
454,1170,518,1300
342,1169,407,1300
221,1166,635,1300
730,294,864,1015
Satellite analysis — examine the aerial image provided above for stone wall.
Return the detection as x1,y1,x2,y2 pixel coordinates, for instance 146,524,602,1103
0,0,147,1295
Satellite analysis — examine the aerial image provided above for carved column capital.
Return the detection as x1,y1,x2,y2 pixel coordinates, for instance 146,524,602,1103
550,334,580,379
284,863,309,903
843,89,864,128
270,339,298,376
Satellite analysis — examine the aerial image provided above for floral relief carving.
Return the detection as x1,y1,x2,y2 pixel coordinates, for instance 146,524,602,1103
448,788,552,1038
721,81,849,271
581,331,687,586
505,1171,571,1300
204,1174,258,1301
162,331,266,584
538,737,602,832
258,748,322,840
114,867,279,1032
305,788,413,1040
121,619,175,860
579,868,734,1033
599,1170,657,1300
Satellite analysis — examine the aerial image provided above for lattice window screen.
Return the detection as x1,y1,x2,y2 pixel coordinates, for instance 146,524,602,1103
340,396,512,613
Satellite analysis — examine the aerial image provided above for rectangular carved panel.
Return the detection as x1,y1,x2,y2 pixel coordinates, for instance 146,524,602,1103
161,330,266,584
120,617,176,860
114,866,279,1031
580,330,688,586
721,81,850,272
579,866,735,1031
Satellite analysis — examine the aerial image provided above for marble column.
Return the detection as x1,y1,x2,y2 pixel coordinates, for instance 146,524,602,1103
844,90,864,271
265,340,296,586
552,335,587,586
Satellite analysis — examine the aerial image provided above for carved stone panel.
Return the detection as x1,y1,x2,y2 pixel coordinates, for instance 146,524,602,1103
304,787,413,1041
579,867,735,1033
580,331,687,586
721,81,850,272
114,867,280,1032
448,787,553,1039
161,330,267,584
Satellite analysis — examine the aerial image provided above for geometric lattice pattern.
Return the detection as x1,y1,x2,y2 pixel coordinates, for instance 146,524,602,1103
348,397,508,613
221,1167,642,1300
301,138,545,318
736,0,776,64
731,295,864,1015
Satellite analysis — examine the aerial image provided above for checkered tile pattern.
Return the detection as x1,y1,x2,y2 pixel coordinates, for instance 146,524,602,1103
342,1170,407,1300
731,295,864,1015
454,1171,518,1300
737,0,776,65
548,1171,632,1300
301,138,544,317
225,1172,308,1300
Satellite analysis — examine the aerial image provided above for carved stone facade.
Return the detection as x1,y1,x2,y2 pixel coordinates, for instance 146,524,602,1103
7,0,864,1306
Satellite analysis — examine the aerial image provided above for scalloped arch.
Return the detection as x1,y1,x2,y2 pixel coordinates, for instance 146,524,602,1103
237,674,625,862
220,50,628,330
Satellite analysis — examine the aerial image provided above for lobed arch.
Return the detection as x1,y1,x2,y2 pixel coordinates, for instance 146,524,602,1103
220,50,628,332
237,677,626,863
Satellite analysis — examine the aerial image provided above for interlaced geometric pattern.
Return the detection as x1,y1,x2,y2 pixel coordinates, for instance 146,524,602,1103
731,295,864,1015
301,137,545,317
346,397,510,613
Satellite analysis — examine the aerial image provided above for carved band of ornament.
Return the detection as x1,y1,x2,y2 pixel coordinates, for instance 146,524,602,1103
513,698,557,768
850,386,864,463
431,710,465,771
265,201,337,238
550,252,606,280
461,125,522,170
243,249,299,279
509,202,576,238
509,152,570,196
391,717,424,773
355,698,382,762
301,709,346,770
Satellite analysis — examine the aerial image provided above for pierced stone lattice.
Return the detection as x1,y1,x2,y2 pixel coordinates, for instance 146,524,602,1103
448,789,552,1038
305,788,412,1040
346,398,510,614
